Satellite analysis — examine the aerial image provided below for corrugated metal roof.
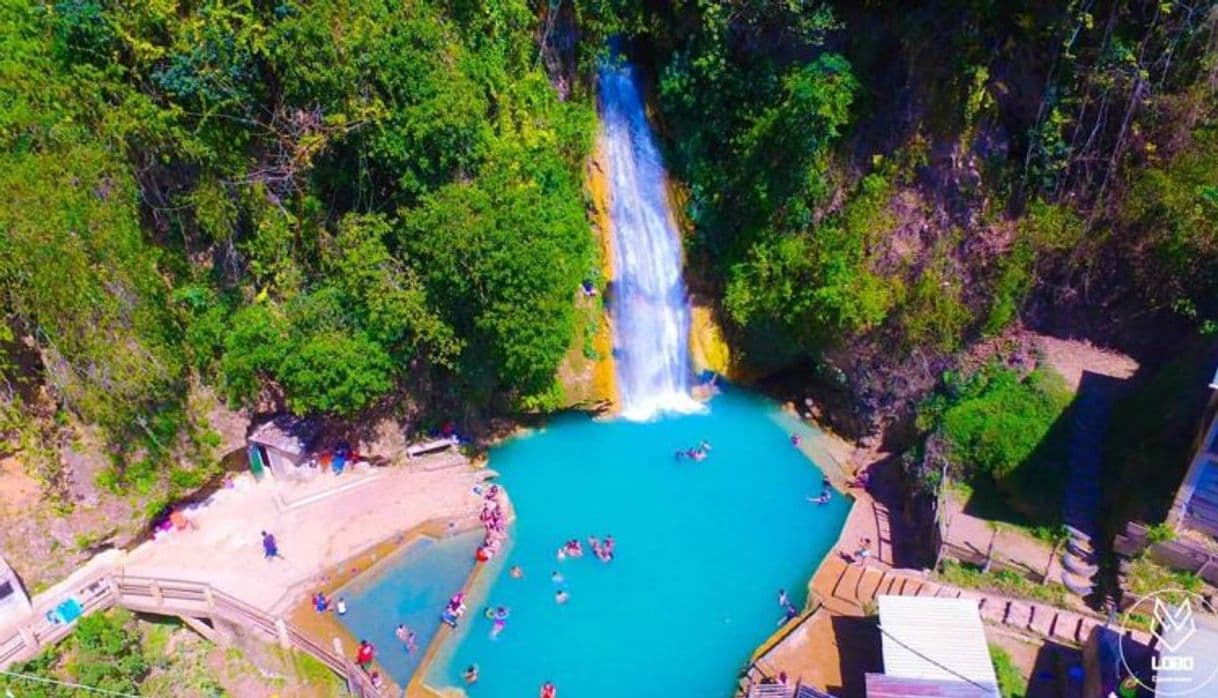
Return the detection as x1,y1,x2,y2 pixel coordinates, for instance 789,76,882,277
248,415,319,456
876,595,999,697
866,673,995,698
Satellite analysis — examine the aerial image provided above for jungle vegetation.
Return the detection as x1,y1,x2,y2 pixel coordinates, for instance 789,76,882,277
1,0,1216,495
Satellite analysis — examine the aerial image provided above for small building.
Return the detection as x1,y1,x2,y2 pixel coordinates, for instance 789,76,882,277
0,554,31,630
866,595,1000,698
1165,369,1218,539
247,415,319,480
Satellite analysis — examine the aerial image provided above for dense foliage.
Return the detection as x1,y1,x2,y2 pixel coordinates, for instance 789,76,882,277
0,610,148,696
916,364,1072,511
0,1,596,463
1,0,1215,493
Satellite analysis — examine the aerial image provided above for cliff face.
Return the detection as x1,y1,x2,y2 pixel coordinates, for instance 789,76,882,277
555,140,617,412
580,0,1218,444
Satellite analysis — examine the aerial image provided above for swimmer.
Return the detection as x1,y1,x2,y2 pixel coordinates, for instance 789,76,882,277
441,609,458,628
791,434,802,446
494,606,510,620
510,565,524,579
540,680,558,698
464,664,479,684
555,589,569,604
778,589,789,607
556,547,567,562
491,617,505,639
551,570,564,584
395,624,409,645
777,603,799,625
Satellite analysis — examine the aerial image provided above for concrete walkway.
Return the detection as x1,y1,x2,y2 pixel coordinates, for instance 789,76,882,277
2,454,491,643
122,455,490,614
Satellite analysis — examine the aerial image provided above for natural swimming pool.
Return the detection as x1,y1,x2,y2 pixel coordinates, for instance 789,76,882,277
401,388,849,696
336,529,482,684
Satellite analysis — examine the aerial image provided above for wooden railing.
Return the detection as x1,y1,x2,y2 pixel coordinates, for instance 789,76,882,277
0,571,379,697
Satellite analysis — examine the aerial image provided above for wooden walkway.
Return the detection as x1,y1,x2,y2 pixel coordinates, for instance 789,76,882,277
0,569,379,696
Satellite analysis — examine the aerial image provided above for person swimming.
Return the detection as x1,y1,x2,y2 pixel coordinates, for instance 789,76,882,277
555,589,569,604
510,565,524,579
808,490,831,505
464,665,479,684
491,617,506,639
551,570,564,584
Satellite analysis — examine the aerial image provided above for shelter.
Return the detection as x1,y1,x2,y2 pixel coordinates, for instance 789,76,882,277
865,595,999,698
0,554,31,630
1166,365,1218,539
247,415,319,480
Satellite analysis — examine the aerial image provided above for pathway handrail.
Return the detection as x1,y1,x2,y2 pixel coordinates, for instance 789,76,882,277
0,571,378,697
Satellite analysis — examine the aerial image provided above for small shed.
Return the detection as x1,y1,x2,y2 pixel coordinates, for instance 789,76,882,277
866,595,1000,698
0,554,31,629
247,415,319,480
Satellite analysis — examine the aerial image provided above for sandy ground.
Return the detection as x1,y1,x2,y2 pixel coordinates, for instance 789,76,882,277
1035,334,1138,391
121,455,491,613
941,490,1062,584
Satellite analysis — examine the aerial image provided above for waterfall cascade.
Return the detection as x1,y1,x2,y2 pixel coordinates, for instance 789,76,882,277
599,57,702,421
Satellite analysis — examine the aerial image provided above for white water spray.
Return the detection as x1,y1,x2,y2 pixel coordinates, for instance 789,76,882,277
599,57,703,420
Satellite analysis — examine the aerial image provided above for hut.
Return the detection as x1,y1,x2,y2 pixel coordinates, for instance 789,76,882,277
866,595,1000,698
247,415,319,480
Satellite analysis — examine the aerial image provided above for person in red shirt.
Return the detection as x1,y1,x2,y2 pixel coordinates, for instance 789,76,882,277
356,639,375,670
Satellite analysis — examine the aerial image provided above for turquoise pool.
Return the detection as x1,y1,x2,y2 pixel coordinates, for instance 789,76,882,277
423,388,848,696
336,529,482,685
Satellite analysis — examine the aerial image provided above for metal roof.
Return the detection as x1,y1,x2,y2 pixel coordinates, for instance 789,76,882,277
876,595,999,697
866,674,995,698
248,415,319,456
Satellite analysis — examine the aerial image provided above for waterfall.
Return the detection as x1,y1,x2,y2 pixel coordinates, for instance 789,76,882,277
599,56,702,421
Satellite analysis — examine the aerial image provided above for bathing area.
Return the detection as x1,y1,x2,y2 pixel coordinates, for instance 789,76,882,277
322,50,852,696
333,388,849,696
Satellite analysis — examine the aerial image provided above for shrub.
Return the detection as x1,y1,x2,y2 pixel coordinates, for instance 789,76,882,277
928,365,1072,484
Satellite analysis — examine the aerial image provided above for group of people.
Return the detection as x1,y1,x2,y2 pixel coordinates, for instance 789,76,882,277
354,641,387,689
483,605,511,639
556,534,615,563
674,440,712,462
476,484,509,562
311,591,346,616
442,591,468,628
